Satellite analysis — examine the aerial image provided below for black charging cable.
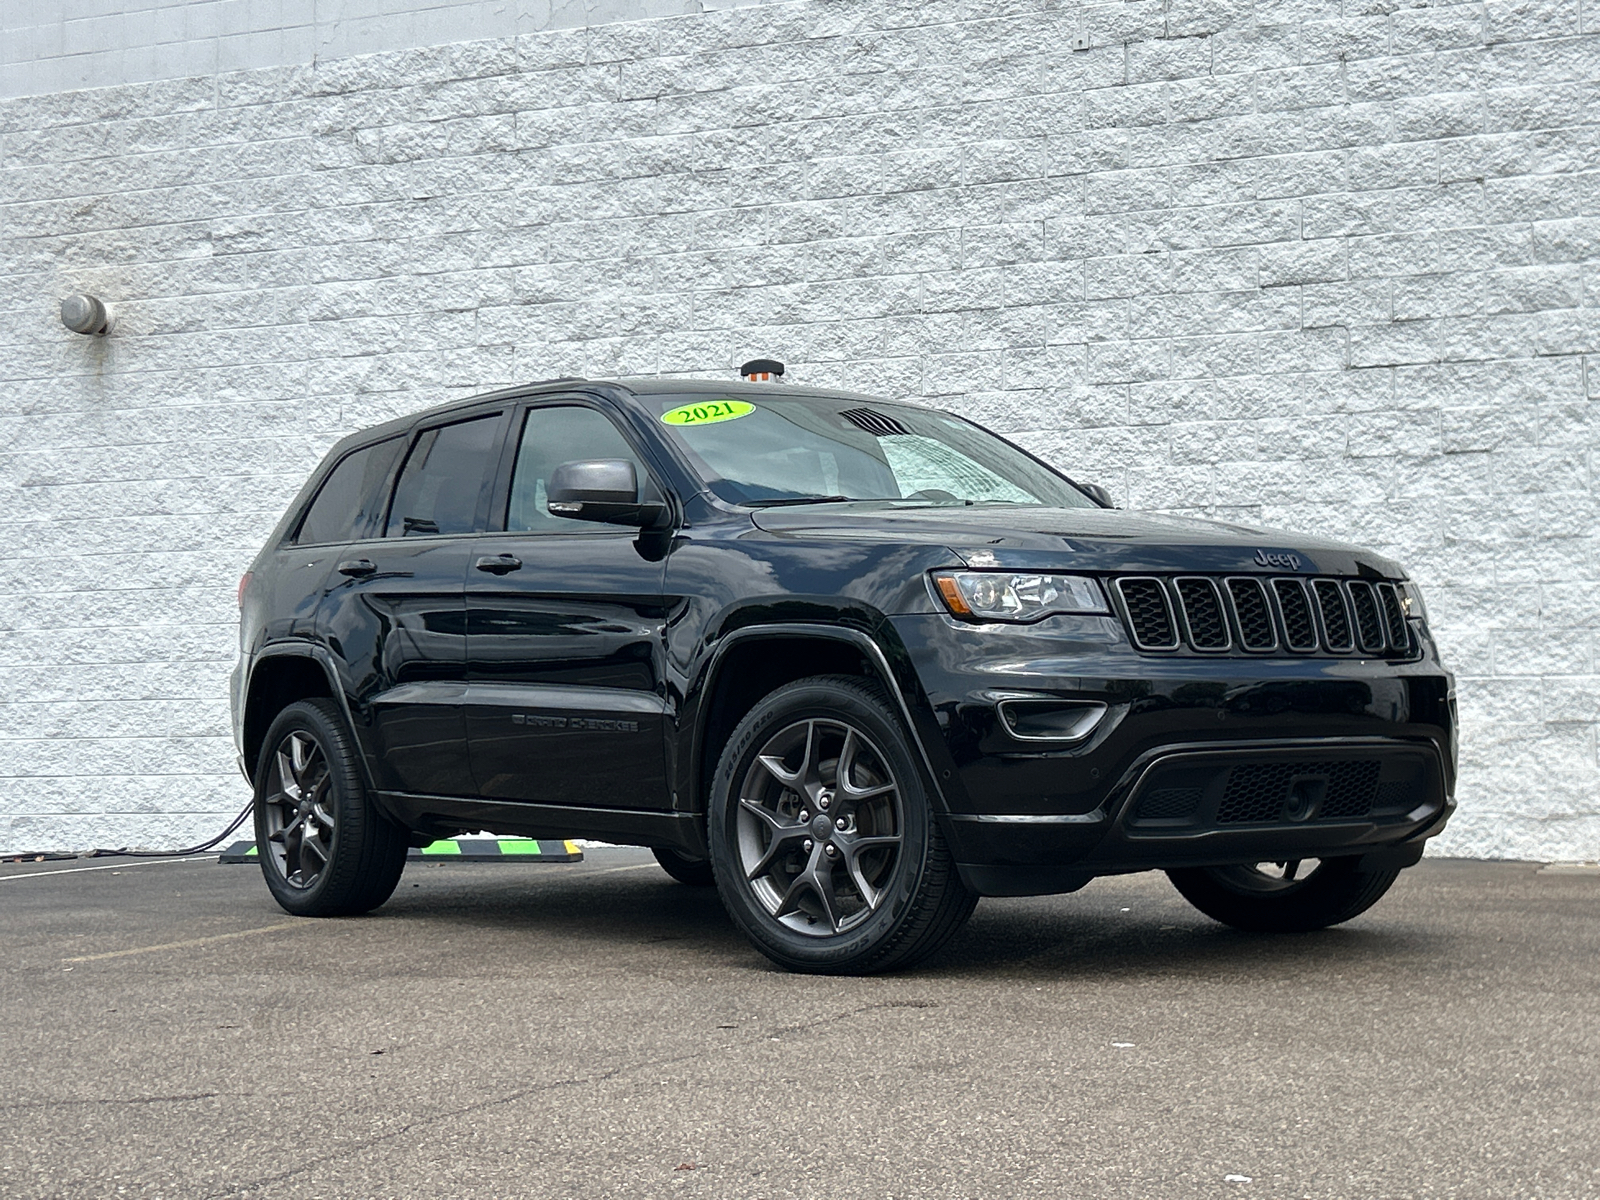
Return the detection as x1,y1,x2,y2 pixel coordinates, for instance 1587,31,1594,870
83,800,256,859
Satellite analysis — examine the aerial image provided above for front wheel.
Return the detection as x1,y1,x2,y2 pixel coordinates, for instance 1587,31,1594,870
254,698,408,917
708,675,976,974
1167,856,1403,933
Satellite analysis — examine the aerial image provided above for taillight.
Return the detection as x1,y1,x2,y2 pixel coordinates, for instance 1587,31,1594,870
237,572,252,609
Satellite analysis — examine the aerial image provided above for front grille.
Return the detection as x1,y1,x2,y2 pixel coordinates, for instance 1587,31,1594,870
1347,581,1386,653
1226,577,1277,651
1174,577,1229,650
1274,579,1319,651
1376,583,1411,654
1111,574,1417,658
1217,760,1380,824
1312,580,1354,651
1116,577,1179,650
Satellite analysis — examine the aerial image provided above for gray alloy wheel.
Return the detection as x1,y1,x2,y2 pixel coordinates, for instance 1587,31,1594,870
735,716,905,937
253,698,408,918
260,729,336,890
709,675,976,974
1212,859,1326,892
1168,855,1403,933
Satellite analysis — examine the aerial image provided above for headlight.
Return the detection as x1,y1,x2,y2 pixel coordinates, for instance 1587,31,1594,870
1396,580,1428,623
933,571,1108,622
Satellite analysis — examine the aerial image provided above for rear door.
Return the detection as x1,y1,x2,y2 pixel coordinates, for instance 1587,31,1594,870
269,435,407,647
320,410,507,798
464,399,672,810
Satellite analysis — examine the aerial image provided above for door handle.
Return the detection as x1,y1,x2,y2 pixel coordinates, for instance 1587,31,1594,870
475,554,522,575
337,558,377,578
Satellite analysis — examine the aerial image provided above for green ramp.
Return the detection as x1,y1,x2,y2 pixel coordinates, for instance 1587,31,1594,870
219,838,583,864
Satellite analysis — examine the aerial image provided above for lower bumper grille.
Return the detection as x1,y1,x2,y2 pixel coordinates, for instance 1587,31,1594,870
1128,746,1440,831
1139,787,1204,819
1215,760,1381,823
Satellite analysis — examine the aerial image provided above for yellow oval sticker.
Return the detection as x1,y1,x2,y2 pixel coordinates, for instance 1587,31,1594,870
660,399,755,427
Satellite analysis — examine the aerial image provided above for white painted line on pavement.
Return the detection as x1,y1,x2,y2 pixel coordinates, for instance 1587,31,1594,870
0,856,218,882
64,920,304,963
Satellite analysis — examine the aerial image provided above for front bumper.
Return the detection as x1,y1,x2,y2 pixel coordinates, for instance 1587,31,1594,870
890,614,1457,896
946,737,1452,896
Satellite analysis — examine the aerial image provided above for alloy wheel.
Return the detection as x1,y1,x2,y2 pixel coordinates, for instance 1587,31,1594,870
735,718,904,937
261,730,336,889
1215,859,1325,893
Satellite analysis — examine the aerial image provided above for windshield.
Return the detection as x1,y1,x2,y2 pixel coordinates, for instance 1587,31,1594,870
647,393,1097,509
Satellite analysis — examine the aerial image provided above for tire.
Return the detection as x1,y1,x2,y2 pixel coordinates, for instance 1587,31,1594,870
653,847,715,887
708,675,976,974
1167,856,1404,933
253,698,408,917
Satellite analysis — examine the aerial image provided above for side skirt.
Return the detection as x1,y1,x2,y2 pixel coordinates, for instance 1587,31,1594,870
373,791,706,857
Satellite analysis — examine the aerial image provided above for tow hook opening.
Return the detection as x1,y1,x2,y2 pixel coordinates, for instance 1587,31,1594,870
1284,776,1328,822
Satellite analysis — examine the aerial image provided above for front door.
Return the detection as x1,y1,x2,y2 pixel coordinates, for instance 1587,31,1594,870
464,401,671,810
321,411,505,798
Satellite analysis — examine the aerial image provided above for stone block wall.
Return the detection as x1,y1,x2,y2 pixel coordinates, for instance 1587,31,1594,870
0,0,761,99
2,0,1597,858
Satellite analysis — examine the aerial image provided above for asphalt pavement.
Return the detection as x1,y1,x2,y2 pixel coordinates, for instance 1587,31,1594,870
1,849,1596,1199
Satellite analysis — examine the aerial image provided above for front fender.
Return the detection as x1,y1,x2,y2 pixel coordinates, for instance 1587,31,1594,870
683,620,960,821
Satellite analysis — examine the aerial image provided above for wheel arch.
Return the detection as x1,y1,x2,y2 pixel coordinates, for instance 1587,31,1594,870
689,624,953,823
241,647,352,786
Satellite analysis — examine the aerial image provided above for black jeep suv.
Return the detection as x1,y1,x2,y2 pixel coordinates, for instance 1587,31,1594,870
233,375,1455,973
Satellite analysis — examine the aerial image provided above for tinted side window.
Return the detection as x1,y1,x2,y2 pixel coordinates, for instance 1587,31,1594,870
506,406,653,534
296,436,404,546
385,415,500,538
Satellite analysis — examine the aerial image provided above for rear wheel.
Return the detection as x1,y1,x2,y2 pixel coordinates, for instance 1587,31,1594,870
254,698,408,917
653,847,715,887
708,675,976,974
1167,856,1403,933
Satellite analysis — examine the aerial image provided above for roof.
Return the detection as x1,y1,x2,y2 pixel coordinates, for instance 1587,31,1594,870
323,374,924,458
610,376,896,406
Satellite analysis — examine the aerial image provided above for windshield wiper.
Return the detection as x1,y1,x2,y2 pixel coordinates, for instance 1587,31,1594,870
744,495,857,508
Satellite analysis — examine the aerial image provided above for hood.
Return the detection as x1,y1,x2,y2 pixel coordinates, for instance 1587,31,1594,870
749,502,1406,578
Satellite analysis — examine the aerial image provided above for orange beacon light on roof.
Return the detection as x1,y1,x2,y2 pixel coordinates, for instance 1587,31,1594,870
739,357,785,382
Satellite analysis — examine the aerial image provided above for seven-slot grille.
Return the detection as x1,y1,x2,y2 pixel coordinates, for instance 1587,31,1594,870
1113,575,1414,657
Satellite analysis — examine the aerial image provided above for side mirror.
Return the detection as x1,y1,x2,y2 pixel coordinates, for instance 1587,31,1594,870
1079,481,1115,508
547,459,668,528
